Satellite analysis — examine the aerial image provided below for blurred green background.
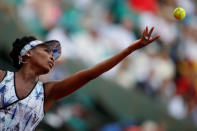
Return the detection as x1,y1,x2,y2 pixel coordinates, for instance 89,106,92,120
1,0,197,131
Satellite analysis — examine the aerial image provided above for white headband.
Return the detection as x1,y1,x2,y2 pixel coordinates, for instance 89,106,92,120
20,40,43,57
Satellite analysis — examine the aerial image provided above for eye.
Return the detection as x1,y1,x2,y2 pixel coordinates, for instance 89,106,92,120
44,48,51,53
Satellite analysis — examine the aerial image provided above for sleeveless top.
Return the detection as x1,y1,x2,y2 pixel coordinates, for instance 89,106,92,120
0,71,45,131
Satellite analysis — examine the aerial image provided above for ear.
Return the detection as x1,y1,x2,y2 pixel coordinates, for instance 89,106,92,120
26,51,32,57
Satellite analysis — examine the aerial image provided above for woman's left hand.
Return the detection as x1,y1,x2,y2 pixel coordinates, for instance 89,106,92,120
132,26,160,50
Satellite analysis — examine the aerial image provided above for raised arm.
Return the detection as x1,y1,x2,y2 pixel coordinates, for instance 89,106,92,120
44,26,160,111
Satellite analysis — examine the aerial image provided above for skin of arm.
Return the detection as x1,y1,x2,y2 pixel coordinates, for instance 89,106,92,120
44,27,160,112
0,70,6,82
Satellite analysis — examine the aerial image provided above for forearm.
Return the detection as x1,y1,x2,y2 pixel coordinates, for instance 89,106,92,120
87,40,140,79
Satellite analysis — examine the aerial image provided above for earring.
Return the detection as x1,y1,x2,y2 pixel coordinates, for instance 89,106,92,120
18,56,22,65
18,56,28,64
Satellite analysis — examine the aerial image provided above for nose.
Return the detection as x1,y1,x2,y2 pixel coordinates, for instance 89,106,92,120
50,53,54,62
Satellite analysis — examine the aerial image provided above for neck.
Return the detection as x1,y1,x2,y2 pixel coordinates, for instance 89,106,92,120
16,64,39,83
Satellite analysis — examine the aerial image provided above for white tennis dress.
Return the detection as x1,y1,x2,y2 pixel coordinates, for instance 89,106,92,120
0,71,45,131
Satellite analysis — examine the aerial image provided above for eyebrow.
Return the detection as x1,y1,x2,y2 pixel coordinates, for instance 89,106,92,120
41,45,50,49
40,45,52,52
46,47,52,51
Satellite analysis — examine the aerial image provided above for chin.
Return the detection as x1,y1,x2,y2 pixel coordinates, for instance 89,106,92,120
40,67,51,75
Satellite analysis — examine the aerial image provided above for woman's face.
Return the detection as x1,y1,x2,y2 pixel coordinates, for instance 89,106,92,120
28,44,54,74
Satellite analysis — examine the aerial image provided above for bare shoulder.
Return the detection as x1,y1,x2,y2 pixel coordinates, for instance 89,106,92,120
43,81,58,96
0,70,6,83
43,81,59,112
43,81,60,101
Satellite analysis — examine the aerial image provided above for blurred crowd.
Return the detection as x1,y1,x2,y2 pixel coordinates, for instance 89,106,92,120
1,0,197,130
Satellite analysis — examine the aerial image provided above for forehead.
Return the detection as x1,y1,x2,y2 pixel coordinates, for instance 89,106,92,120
31,44,53,54
35,44,51,50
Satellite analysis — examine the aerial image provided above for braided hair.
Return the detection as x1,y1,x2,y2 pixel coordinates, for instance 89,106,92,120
9,36,37,69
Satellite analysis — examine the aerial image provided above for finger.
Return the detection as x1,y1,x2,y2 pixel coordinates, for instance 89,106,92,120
149,36,160,43
142,26,149,39
145,26,148,35
148,27,154,39
142,28,146,37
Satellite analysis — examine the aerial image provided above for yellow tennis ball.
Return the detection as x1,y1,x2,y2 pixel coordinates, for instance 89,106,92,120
173,7,186,20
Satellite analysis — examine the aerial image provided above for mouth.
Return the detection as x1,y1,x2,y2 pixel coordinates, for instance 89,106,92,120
48,61,54,68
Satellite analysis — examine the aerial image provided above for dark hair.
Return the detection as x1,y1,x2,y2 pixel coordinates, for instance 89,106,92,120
9,36,37,69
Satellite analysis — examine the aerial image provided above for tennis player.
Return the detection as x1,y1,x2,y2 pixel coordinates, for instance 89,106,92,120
0,27,159,130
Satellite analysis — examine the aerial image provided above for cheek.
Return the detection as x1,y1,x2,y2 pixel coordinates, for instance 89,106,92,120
31,51,49,65
31,53,51,74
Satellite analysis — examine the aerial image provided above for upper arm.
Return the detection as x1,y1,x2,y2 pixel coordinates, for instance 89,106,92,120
0,70,6,83
45,69,93,100
43,69,94,112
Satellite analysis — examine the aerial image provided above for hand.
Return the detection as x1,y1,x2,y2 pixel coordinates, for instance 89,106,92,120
132,26,160,50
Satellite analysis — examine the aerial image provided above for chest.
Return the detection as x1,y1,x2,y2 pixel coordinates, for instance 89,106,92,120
0,71,44,109
14,79,37,100
0,71,45,130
